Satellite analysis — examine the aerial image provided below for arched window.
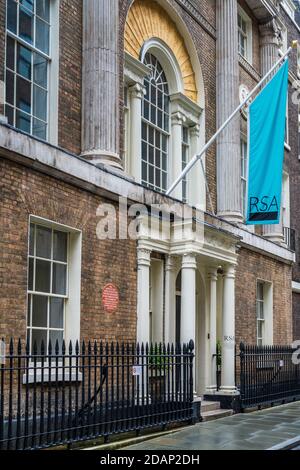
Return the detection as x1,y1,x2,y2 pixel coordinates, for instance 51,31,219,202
141,53,170,192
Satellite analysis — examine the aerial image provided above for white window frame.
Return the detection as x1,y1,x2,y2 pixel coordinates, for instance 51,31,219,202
182,126,190,203
238,6,253,64
25,215,82,382
240,136,248,218
256,280,273,346
27,222,69,355
5,0,59,145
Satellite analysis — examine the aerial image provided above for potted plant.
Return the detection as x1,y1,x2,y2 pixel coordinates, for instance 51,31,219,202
148,344,167,402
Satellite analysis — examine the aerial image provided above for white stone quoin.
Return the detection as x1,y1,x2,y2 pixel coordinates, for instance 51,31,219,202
81,0,121,168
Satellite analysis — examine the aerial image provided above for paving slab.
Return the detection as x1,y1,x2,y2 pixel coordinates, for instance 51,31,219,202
122,402,300,450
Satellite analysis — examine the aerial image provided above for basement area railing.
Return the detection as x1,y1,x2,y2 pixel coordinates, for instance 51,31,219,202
0,339,194,450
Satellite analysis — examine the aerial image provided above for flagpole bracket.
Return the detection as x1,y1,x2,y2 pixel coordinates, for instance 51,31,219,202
291,40,298,49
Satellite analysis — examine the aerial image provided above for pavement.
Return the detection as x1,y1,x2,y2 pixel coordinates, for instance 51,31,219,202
123,401,300,450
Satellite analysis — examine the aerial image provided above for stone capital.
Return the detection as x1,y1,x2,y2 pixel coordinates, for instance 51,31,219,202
223,265,236,280
259,19,281,47
206,267,218,282
137,248,151,267
171,111,187,127
165,255,177,272
181,253,197,270
190,124,200,138
129,83,146,100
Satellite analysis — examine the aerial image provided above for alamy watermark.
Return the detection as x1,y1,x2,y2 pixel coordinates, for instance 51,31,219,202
95,197,205,243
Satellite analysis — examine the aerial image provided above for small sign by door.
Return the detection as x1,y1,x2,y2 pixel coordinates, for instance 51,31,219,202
132,365,142,376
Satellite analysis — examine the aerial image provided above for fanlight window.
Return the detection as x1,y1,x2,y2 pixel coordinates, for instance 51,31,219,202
141,53,170,192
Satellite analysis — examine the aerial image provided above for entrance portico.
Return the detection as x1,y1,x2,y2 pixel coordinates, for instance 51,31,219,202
136,214,239,398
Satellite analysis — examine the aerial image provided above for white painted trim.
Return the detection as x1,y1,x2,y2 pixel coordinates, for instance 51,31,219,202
28,215,82,352
48,0,59,146
238,5,253,65
292,281,300,293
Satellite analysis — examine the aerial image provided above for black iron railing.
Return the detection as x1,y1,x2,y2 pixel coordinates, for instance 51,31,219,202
239,343,300,409
0,339,194,450
283,226,296,251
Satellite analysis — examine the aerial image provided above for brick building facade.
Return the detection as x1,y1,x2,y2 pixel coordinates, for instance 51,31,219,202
0,0,299,399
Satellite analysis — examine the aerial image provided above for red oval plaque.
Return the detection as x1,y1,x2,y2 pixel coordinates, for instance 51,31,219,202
102,283,119,313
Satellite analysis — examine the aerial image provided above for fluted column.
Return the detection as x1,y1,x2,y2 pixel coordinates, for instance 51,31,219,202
82,0,121,168
260,20,284,242
216,0,242,222
137,248,151,344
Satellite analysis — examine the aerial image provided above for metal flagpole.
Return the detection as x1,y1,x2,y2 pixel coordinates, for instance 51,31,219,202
166,41,297,197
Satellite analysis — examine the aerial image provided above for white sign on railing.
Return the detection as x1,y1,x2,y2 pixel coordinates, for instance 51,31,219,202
0,340,5,365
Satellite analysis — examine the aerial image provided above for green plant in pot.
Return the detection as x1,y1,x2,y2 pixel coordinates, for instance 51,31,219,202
148,344,168,402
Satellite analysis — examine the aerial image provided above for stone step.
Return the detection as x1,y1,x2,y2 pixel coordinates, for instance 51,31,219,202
201,400,221,412
201,408,233,422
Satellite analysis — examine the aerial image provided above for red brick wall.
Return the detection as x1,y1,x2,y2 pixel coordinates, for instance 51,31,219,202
235,248,293,346
0,157,137,343
58,0,82,155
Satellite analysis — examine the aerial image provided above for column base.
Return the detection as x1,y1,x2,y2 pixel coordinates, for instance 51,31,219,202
205,386,218,395
219,386,239,395
217,211,244,224
263,232,284,244
81,150,123,170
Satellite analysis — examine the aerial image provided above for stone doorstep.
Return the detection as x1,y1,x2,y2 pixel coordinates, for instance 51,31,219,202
201,409,233,422
201,400,221,412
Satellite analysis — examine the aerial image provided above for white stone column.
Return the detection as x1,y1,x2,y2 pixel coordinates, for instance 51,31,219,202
220,265,237,394
137,248,151,345
171,112,186,201
129,83,146,182
216,0,242,222
82,0,121,168
180,254,197,345
164,256,177,345
206,268,218,394
259,20,284,243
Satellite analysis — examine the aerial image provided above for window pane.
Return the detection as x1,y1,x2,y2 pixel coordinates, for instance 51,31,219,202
6,36,15,70
16,109,31,133
28,257,34,290
7,0,17,34
32,294,48,328
5,105,14,126
52,263,67,295
6,70,14,105
33,53,47,88
257,282,264,301
31,329,47,355
50,297,64,329
20,0,34,12
17,44,32,79
33,118,46,140
149,146,154,164
53,231,67,262
36,225,51,258
16,76,31,113
33,85,47,121
19,5,34,44
49,330,63,354
36,18,49,54
36,0,50,22
35,259,51,292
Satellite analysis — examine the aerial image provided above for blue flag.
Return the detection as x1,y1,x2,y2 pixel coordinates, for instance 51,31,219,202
246,60,289,225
